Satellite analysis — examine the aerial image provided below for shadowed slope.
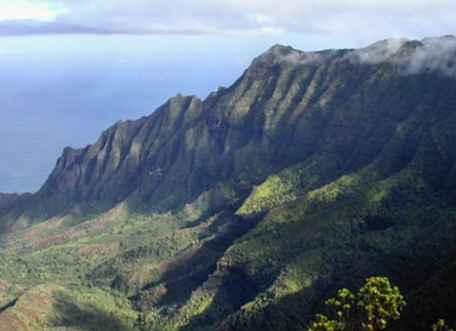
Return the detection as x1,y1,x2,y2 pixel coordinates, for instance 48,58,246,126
0,36,456,331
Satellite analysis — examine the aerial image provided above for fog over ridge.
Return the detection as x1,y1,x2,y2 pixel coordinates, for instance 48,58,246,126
1,33,456,193
259,35,456,77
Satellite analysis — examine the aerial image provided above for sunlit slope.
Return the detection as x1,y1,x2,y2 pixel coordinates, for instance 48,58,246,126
0,36,455,331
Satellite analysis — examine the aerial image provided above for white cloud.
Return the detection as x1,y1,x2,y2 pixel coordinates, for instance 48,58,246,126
0,0,455,41
347,38,409,64
405,36,456,76
0,1,65,21
340,35,456,77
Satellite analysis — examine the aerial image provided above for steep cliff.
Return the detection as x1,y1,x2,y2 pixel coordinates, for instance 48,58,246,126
0,36,455,331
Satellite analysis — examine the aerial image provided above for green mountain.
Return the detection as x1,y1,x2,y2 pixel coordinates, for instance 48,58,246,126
1,36,456,331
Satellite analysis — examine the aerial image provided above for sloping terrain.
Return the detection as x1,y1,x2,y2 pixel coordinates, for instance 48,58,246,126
0,36,455,330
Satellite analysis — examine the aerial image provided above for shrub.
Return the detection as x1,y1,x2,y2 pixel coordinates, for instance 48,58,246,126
308,277,406,331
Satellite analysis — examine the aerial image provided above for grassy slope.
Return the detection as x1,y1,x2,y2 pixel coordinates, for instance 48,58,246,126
0,183,250,330
0,284,138,331
1,42,456,330
0,147,455,331
155,107,456,330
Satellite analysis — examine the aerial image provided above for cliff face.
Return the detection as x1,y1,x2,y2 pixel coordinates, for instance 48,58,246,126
0,194,20,215
40,95,204,208
18,36,456,219
1,36,456,331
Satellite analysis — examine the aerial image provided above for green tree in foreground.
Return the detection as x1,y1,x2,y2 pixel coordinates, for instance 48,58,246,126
308,277,406,331
432,319,455,331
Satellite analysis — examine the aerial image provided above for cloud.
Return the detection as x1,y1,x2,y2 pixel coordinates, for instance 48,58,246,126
0,20,118,36
343,35,456,77
0,0,455,39
251,35,456,78
347,38,408,64
405,36,456,76
252,44,327,66
0,0,63,21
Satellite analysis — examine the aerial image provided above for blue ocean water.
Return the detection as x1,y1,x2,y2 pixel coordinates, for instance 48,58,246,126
0,35,263,193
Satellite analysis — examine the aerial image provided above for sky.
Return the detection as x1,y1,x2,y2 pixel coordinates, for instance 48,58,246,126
0,1,455,39
0,1,455,193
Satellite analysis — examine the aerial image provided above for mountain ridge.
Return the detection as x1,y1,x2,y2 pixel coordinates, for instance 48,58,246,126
0,35,456,331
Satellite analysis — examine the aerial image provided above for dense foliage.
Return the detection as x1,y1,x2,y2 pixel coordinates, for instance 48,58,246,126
0,37,456,331
308,277,405,331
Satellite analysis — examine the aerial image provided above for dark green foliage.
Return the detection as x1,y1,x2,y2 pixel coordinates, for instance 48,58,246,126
308,277,405,331
0,38,456,331
432,320,455,331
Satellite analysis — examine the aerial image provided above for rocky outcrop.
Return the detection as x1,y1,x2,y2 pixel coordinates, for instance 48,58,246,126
3,36,456,221
1,36,456,331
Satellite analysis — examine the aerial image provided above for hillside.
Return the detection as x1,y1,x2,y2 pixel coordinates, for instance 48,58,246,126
0,36,456,331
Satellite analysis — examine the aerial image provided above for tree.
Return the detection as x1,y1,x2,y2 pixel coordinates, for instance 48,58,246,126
432,319,455,331
308,277,406,331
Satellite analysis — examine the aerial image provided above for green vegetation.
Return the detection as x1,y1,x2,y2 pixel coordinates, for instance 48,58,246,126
1,39,456,331
432,320,455,331
0,284,138,331
308,279,456,331
308,277,405,331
